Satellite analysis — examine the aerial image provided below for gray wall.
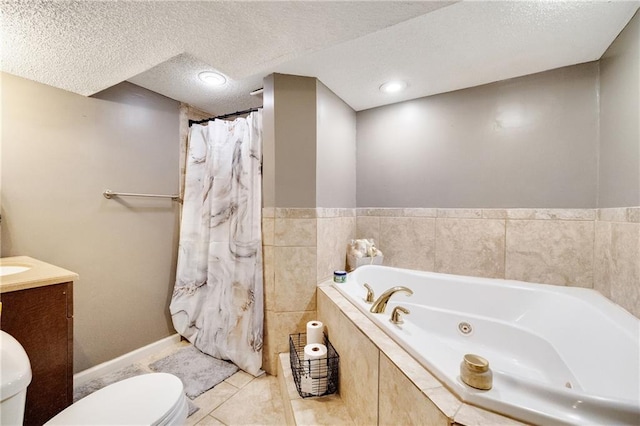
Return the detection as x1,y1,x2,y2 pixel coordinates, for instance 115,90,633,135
1,73,180,372
356,63,600,208
263,74,357,208
269,74,317,208
599,10,640,207
316,81,356,208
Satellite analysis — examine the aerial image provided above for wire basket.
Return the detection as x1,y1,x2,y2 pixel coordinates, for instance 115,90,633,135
289,333,339,398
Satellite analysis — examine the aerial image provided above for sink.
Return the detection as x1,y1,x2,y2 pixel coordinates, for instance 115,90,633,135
0,266,31,277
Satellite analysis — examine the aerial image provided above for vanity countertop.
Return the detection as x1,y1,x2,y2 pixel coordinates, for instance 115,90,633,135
0,256,78,293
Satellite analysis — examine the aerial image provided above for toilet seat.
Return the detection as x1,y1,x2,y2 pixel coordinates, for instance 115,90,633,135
45,373,188,426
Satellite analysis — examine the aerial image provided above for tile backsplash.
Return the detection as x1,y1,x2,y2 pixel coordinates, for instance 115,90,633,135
261,206,640,374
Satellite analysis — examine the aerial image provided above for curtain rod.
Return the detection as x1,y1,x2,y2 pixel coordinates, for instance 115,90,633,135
188,107,262,127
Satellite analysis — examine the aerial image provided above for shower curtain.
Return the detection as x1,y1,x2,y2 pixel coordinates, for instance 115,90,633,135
170,111,263,376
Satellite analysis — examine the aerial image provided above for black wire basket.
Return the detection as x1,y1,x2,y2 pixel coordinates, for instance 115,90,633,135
289,332,339,398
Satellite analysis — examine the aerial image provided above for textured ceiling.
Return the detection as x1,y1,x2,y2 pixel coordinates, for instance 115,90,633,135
1,1,638,115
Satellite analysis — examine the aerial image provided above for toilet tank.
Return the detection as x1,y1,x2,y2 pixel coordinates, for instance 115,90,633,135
1,330,32,425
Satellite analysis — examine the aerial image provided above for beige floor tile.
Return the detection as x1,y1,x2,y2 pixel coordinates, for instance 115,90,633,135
210,375,286,425
186,382,241,426
224,370,255,389
291,395,354,425
196,415,228,426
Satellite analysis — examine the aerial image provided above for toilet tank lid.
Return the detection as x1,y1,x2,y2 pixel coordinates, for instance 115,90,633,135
0,330,32,400
46,373,185,425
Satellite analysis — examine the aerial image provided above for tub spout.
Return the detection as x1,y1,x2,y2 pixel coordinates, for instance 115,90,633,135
370,286,413,313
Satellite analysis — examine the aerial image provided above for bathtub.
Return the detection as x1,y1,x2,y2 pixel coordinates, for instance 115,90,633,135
333,265,640,426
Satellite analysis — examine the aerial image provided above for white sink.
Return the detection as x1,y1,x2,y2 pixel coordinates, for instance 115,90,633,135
0,266,31,277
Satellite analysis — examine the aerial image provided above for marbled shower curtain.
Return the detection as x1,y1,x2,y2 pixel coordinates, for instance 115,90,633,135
170,111,263,376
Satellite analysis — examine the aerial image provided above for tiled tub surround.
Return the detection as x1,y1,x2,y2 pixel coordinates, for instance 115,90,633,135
335,266,639,425
262,206,639,375
317,285,526,426
262,208,356,374
356,207,640,319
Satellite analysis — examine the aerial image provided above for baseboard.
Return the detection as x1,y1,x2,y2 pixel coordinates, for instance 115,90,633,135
73,334,181,387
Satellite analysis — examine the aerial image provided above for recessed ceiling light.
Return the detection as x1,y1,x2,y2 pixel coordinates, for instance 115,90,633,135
379,80,407,93
198,71,226,86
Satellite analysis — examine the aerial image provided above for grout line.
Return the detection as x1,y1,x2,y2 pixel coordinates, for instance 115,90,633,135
503,218,508,279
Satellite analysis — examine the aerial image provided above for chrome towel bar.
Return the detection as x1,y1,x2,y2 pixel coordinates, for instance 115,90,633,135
103,189,181,202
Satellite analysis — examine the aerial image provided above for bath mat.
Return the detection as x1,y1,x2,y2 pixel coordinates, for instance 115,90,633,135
73,364,148,402
73,364,200,417
149,345,239,399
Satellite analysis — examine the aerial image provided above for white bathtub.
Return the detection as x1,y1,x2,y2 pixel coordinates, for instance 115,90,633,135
333,265,640,426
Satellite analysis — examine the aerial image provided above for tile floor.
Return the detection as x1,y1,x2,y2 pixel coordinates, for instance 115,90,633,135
81,340,287,426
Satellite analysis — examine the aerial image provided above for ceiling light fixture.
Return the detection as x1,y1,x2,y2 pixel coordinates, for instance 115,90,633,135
379,80,407,93
198,71,226,86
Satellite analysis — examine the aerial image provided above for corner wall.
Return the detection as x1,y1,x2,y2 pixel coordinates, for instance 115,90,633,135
1,73,180,372
599,10,640,207
356,207,640,318
261,74,357,374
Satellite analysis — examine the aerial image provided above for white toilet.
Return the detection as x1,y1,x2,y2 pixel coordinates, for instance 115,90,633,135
0,330,33,426
45,373,189,425
1,327,187,426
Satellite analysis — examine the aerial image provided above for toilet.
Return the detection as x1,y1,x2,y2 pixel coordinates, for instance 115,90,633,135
1,327,187,426
0,330,33,426
45,373,188,425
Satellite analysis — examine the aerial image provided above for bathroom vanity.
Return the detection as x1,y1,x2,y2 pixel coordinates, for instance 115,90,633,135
0,256,78,426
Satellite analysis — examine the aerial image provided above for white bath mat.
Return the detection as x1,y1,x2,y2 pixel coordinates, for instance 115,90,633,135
149,345,239,399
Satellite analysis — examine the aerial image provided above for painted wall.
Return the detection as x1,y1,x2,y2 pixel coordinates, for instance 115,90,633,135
316,81,357,208
271,74,317,208
1,73,180,372
261,74,357,373
356,63,600,208
599,10,640,207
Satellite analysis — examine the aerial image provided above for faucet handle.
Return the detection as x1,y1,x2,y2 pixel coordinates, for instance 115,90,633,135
363,283,375,303
390,305,410,324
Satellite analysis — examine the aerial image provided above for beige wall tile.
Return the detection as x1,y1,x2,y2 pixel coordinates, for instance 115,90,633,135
275,218,316,247
262,207,275,218
262,218,275,246
594,222,640,318
278,352,302,402
276,208,317,218
628,207,640,223
505,220,594,287
402,208,438,217
482,209,508,219
598,207,630,222
454,403,528,425
317,217,356,282
378,354,449,426
356,216,380,242
506,208,596,221
379,217,436,270
291,396,355,425
423,387,463,420
317,290,379,426
264,310,317,375
435,218,506,278
437,208,483,219
316,208,356,218
263,246,275,311
274,246,317,312
357,208,404,217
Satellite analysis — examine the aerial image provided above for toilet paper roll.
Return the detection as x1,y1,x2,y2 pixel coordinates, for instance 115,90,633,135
304,343,328,379
306,321,324,345
301,374,328,396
